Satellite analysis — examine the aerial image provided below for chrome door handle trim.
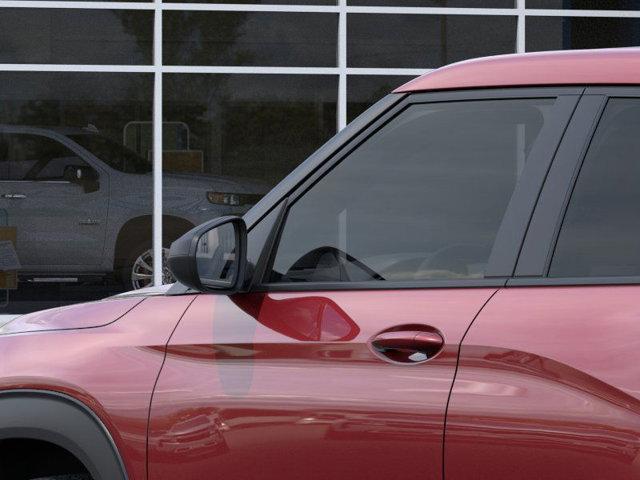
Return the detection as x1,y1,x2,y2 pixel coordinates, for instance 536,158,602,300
369,329,445,364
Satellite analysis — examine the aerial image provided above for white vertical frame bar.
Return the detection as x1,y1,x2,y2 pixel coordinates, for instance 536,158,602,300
517,0,526,53
338,0,348,130
152,0,163,286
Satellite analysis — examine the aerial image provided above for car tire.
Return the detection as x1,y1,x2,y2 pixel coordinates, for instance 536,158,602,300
121,242,174,290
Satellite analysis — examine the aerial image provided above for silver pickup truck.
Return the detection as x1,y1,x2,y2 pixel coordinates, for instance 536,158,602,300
0,125,267,289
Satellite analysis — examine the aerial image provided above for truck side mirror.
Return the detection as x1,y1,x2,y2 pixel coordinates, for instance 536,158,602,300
63,165,99,194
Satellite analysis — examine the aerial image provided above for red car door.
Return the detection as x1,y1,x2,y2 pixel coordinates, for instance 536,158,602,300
445,90,640,479
148,290,494,480
147,89,579,480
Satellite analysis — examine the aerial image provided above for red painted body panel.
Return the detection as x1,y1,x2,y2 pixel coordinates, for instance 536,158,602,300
446,286,640,479
0,298,143,334
0,295,196,480
395,48,640,93
148,289,496,480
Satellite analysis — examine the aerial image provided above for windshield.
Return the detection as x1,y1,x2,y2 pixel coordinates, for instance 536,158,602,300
68,134,151,174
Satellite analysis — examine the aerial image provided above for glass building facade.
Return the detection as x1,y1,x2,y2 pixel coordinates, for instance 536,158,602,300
0,0,639,313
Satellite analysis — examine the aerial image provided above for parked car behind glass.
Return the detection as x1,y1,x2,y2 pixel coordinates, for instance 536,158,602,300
0,125,267,289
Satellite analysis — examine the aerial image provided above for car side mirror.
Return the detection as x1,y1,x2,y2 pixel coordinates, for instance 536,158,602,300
63,164,99,193
168,216,247,293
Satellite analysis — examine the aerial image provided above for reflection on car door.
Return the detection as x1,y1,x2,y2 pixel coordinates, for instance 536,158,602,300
148,290,496,480
446,287,640,480
148,89,580,479
0,132,109,270
445,92,640,479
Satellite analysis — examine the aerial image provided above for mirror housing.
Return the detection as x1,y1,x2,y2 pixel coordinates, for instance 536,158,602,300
63,164,99,193
168,216,247,293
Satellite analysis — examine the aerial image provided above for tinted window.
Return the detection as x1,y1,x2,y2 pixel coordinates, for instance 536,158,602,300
269,98,555,283
69,134,151,174
35,156,88,180
0,135,7,179
551,98,640,277
164,12,338,67
348,0,510,6
1,134,85,181
527,0,640,9
347,75,413,122
527,17,640,53
163,74,337,185
167,0,336,5
0,9,152,65
348,14,517,69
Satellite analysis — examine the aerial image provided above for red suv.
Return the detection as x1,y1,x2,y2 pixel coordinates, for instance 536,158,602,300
3,48,640,480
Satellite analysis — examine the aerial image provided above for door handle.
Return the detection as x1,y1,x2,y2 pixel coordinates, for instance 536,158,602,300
2,193,26,199
370,330,444,364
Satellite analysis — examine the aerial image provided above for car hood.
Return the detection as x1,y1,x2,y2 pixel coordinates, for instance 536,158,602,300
111,283,175,299
0,297,144,335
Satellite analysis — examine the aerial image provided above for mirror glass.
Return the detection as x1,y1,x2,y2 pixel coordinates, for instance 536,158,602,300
196,222,238,287
63,165,82,183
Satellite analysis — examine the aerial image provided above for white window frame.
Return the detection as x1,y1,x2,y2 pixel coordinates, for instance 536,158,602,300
1,0,640,285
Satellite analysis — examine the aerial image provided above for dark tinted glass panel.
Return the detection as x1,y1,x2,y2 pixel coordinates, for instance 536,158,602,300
347,76,413,122
0,72,152,313
162,74,337,235
527,0,640,8
551,99,640,278
167,0,335,4
349,0,511,6
348,14,517,68
164,12,338,66
0,134,89,181
7,0,149,2
0,9,152,64
527,17,640,51
270,98,557,284
69,135,151,174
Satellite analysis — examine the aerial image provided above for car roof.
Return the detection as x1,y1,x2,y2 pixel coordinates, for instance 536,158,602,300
395,47,640,93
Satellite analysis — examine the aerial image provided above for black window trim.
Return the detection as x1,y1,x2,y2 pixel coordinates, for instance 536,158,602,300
512,86,640,287
246,86,584,293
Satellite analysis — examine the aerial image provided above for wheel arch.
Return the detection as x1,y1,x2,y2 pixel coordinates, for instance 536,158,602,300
0,389,128,480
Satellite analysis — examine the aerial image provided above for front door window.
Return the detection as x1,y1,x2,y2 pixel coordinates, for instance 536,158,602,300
269,98,556,283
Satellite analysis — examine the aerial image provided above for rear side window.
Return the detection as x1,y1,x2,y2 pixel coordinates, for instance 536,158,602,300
551,98,640,277
268,98,556,283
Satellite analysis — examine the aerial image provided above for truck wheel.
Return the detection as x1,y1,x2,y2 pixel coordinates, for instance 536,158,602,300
122,243,174,290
